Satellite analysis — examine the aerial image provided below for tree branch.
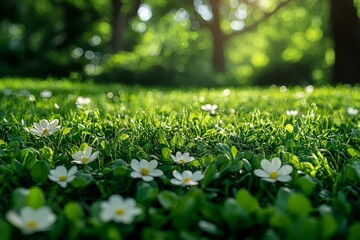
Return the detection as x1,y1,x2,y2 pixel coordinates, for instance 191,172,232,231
225,0,292,40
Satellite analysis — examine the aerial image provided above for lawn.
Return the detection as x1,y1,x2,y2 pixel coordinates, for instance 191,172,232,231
0,78,360,240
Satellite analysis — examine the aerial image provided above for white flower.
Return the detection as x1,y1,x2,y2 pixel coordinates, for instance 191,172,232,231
6,206,56,235
286,110,298,116
201,104,217,115
254,157,293,183
170,170,204,187
40,90,52,98
29,119,61,137
76,96,91,106
347,107,358,116
100,194,141,224
48,165,77,188
71,146,99,165
171,151,195,164
130,159,163,182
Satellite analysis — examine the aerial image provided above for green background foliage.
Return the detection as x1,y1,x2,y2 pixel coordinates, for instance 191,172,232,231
1,0,358,85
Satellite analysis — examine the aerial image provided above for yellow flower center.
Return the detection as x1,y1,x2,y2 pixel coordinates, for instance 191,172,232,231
184,178,192,184
26,220,38,229
81,157,89,163
179,159,185,164
59,175,67,182
269,172,278,179
115,208,125,215
42,129,49,136
140,168,150,176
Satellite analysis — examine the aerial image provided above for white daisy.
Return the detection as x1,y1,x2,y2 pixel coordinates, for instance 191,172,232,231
286,110,298,116
48,165,77,188
130,159,163,182
201,104,218,115
171,151,195,164
254,157,293,183
100,194,141,224
347,107,358,116
29,119,61,137
6,206,56,235
76,96,91,106
40,90,52,98
170,170,204,187
71,146,99,165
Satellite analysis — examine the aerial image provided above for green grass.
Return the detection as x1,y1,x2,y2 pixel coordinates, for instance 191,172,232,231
1,78,360,239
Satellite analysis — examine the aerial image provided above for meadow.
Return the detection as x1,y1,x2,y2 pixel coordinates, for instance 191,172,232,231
0,78,360,240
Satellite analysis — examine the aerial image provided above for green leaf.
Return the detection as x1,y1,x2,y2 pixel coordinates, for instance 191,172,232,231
62,127,72,135
136,182,159,205
285,124,294,133
26,186,45,209
157,190,179,210
231,146,238,159
296,176,316,196
30,160,50,183
287,193,312,216
275,187,293,211
161,147,171,159
242,158,252,172
320,214,337,238
235,189,260,214
63,202,84,222
71,172,93,188
228,159,243,172
11,188,29,210
201,164,217,187
348,222,360,240
347,148,359,157
0,219,11,240
39,146,54,162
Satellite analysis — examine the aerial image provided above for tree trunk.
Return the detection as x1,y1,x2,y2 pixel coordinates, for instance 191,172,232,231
330,0,360,84
210,0,226,72
111,0,126,53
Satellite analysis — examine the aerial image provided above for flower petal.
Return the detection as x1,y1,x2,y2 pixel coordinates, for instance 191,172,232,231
39,119,49,129
149,169,163,177
147,160,158,170
182,170,192,179
48,175,59,182
271,158,282,172
170,179,183,185
6,211,24,229
254,169,269,178
277,165,293,175
139,159,149,169
172,170,182,180
131,159,140,171
130,171,142,178
67,166,78,176
277,175,292,182
88,151,99,162
84,146,92,158
142,176,154,182
191,171,204,181
55,165,67,176
260,159,271,172
262,178,277,183
29,128,41,136
48,119,59,130
176,152,182,159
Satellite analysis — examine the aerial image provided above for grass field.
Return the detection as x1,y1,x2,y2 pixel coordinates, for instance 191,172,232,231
1,78,360,239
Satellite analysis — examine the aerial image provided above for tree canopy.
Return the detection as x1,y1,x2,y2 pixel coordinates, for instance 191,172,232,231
0,0,359,85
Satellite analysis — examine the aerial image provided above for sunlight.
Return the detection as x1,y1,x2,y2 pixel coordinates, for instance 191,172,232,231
138,4,152,22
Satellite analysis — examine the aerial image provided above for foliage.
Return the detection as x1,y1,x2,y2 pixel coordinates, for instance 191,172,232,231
1,78,360,239
0,0,358,85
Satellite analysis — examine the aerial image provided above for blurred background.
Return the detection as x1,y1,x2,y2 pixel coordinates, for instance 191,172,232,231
0,0,359,86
